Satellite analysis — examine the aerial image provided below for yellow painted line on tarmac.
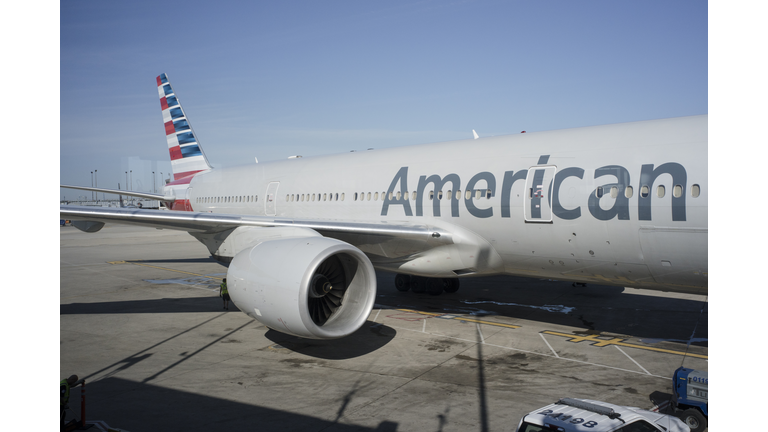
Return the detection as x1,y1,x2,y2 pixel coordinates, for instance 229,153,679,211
110,260,223,280
542,330,708,359
395,308,521,329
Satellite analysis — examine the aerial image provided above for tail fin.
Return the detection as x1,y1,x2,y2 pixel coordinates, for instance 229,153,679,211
157,73,213,181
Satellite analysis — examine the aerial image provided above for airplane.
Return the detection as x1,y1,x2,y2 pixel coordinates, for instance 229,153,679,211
61,73,708,340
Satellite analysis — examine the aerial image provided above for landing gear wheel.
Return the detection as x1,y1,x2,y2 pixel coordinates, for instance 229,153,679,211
680,409,706,432
443,278,460,293
394,274,411,292
426,278,444,296
411,276,427,293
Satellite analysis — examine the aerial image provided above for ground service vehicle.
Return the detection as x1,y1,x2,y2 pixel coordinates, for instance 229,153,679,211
515,398,689,432
672,367,707,432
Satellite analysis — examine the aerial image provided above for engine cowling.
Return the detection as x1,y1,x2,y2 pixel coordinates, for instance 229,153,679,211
227,236,377,339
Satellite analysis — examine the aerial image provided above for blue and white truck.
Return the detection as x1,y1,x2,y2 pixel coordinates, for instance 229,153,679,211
671,367,707,432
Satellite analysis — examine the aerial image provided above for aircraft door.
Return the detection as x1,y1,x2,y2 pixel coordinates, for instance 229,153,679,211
524,166,556,223
265,182,279,216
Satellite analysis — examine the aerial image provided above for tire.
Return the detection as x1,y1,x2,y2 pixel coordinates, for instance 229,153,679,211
443,278,460,293
680,408,706,432
411,276,427,293
394,274,411,292
426,278,444,296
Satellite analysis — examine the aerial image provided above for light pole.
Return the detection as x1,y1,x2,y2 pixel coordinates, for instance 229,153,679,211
153,171,156,193
94,170,98,202
90,171,94,201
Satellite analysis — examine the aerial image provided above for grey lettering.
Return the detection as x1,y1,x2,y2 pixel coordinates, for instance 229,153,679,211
639,163,687,221
465,172,496,218
416,173,461,217
381,166,412,216
588,165,631,221
552,167,584,220
500,170,528,218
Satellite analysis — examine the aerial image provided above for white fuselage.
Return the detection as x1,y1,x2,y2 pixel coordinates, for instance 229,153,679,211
179,115,708,293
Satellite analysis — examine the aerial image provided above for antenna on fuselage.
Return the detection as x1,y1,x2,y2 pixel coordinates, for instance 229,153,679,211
473,130,479,139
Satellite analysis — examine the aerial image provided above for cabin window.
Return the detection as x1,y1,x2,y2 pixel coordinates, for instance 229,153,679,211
446,190,451,200
657,185,665,198
429,191,434,200
596,186,604,198
456,190,461,200
625,186,633,199
610,186,618,198
691,184,700,197
437,191,443,200
673,185,683,198
367,192,371,201
389,192,394,200
396,191,401,200
404,191,409,200
341,193,345,201
372,192,377,201
640,185,649,198
354,192,358,201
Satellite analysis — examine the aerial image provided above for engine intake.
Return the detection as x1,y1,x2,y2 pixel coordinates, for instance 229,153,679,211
227,236,377,339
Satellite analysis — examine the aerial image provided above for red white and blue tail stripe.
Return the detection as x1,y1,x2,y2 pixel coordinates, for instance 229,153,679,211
157,73,212,181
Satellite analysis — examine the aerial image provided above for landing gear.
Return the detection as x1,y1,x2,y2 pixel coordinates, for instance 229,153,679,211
393,274,460,296
394,274,411,292
444,278,460,293
426,278,443,296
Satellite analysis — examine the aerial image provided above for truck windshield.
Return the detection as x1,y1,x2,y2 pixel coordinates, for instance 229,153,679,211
517,423,544,432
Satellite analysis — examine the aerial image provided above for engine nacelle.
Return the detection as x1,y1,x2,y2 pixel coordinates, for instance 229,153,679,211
227,236,377,339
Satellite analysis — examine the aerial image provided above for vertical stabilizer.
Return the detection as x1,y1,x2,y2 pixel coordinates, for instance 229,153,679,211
157,73,213,181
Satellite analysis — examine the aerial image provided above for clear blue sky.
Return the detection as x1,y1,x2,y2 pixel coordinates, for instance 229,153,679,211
58,0,708,198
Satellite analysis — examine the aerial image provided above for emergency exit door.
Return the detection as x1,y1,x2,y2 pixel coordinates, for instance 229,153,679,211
524,166,556,223
265,182,279,216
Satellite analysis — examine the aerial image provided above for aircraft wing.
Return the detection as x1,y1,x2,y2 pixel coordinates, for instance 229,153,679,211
61,185,171,201
60,205,452,245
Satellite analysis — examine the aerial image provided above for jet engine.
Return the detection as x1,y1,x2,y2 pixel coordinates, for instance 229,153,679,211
227,236,377,339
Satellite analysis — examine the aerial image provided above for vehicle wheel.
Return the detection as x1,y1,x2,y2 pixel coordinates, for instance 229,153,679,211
394,274,411,292
680,409,706,432
411,276,427,293
426,278,444,296
443,278,460,293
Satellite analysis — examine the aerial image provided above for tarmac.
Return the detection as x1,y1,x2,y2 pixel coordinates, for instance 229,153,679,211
60,224,708,432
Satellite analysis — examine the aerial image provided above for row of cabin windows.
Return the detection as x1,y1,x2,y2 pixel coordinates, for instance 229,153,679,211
287,193,346,202
195,184,702,206
591,184,701,199
196,196,258,204
284,189,494,203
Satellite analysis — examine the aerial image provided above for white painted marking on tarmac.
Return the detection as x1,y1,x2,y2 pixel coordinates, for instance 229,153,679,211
372,308,381,323
422,318,427,333
614,345,651,375
381,323,671,380
540,333,559,358
476,323,485,343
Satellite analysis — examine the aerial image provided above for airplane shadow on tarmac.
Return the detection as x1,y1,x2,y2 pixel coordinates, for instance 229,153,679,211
67,376,400,432
373,272,708,348
61,271,707,348
264,320,397,360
